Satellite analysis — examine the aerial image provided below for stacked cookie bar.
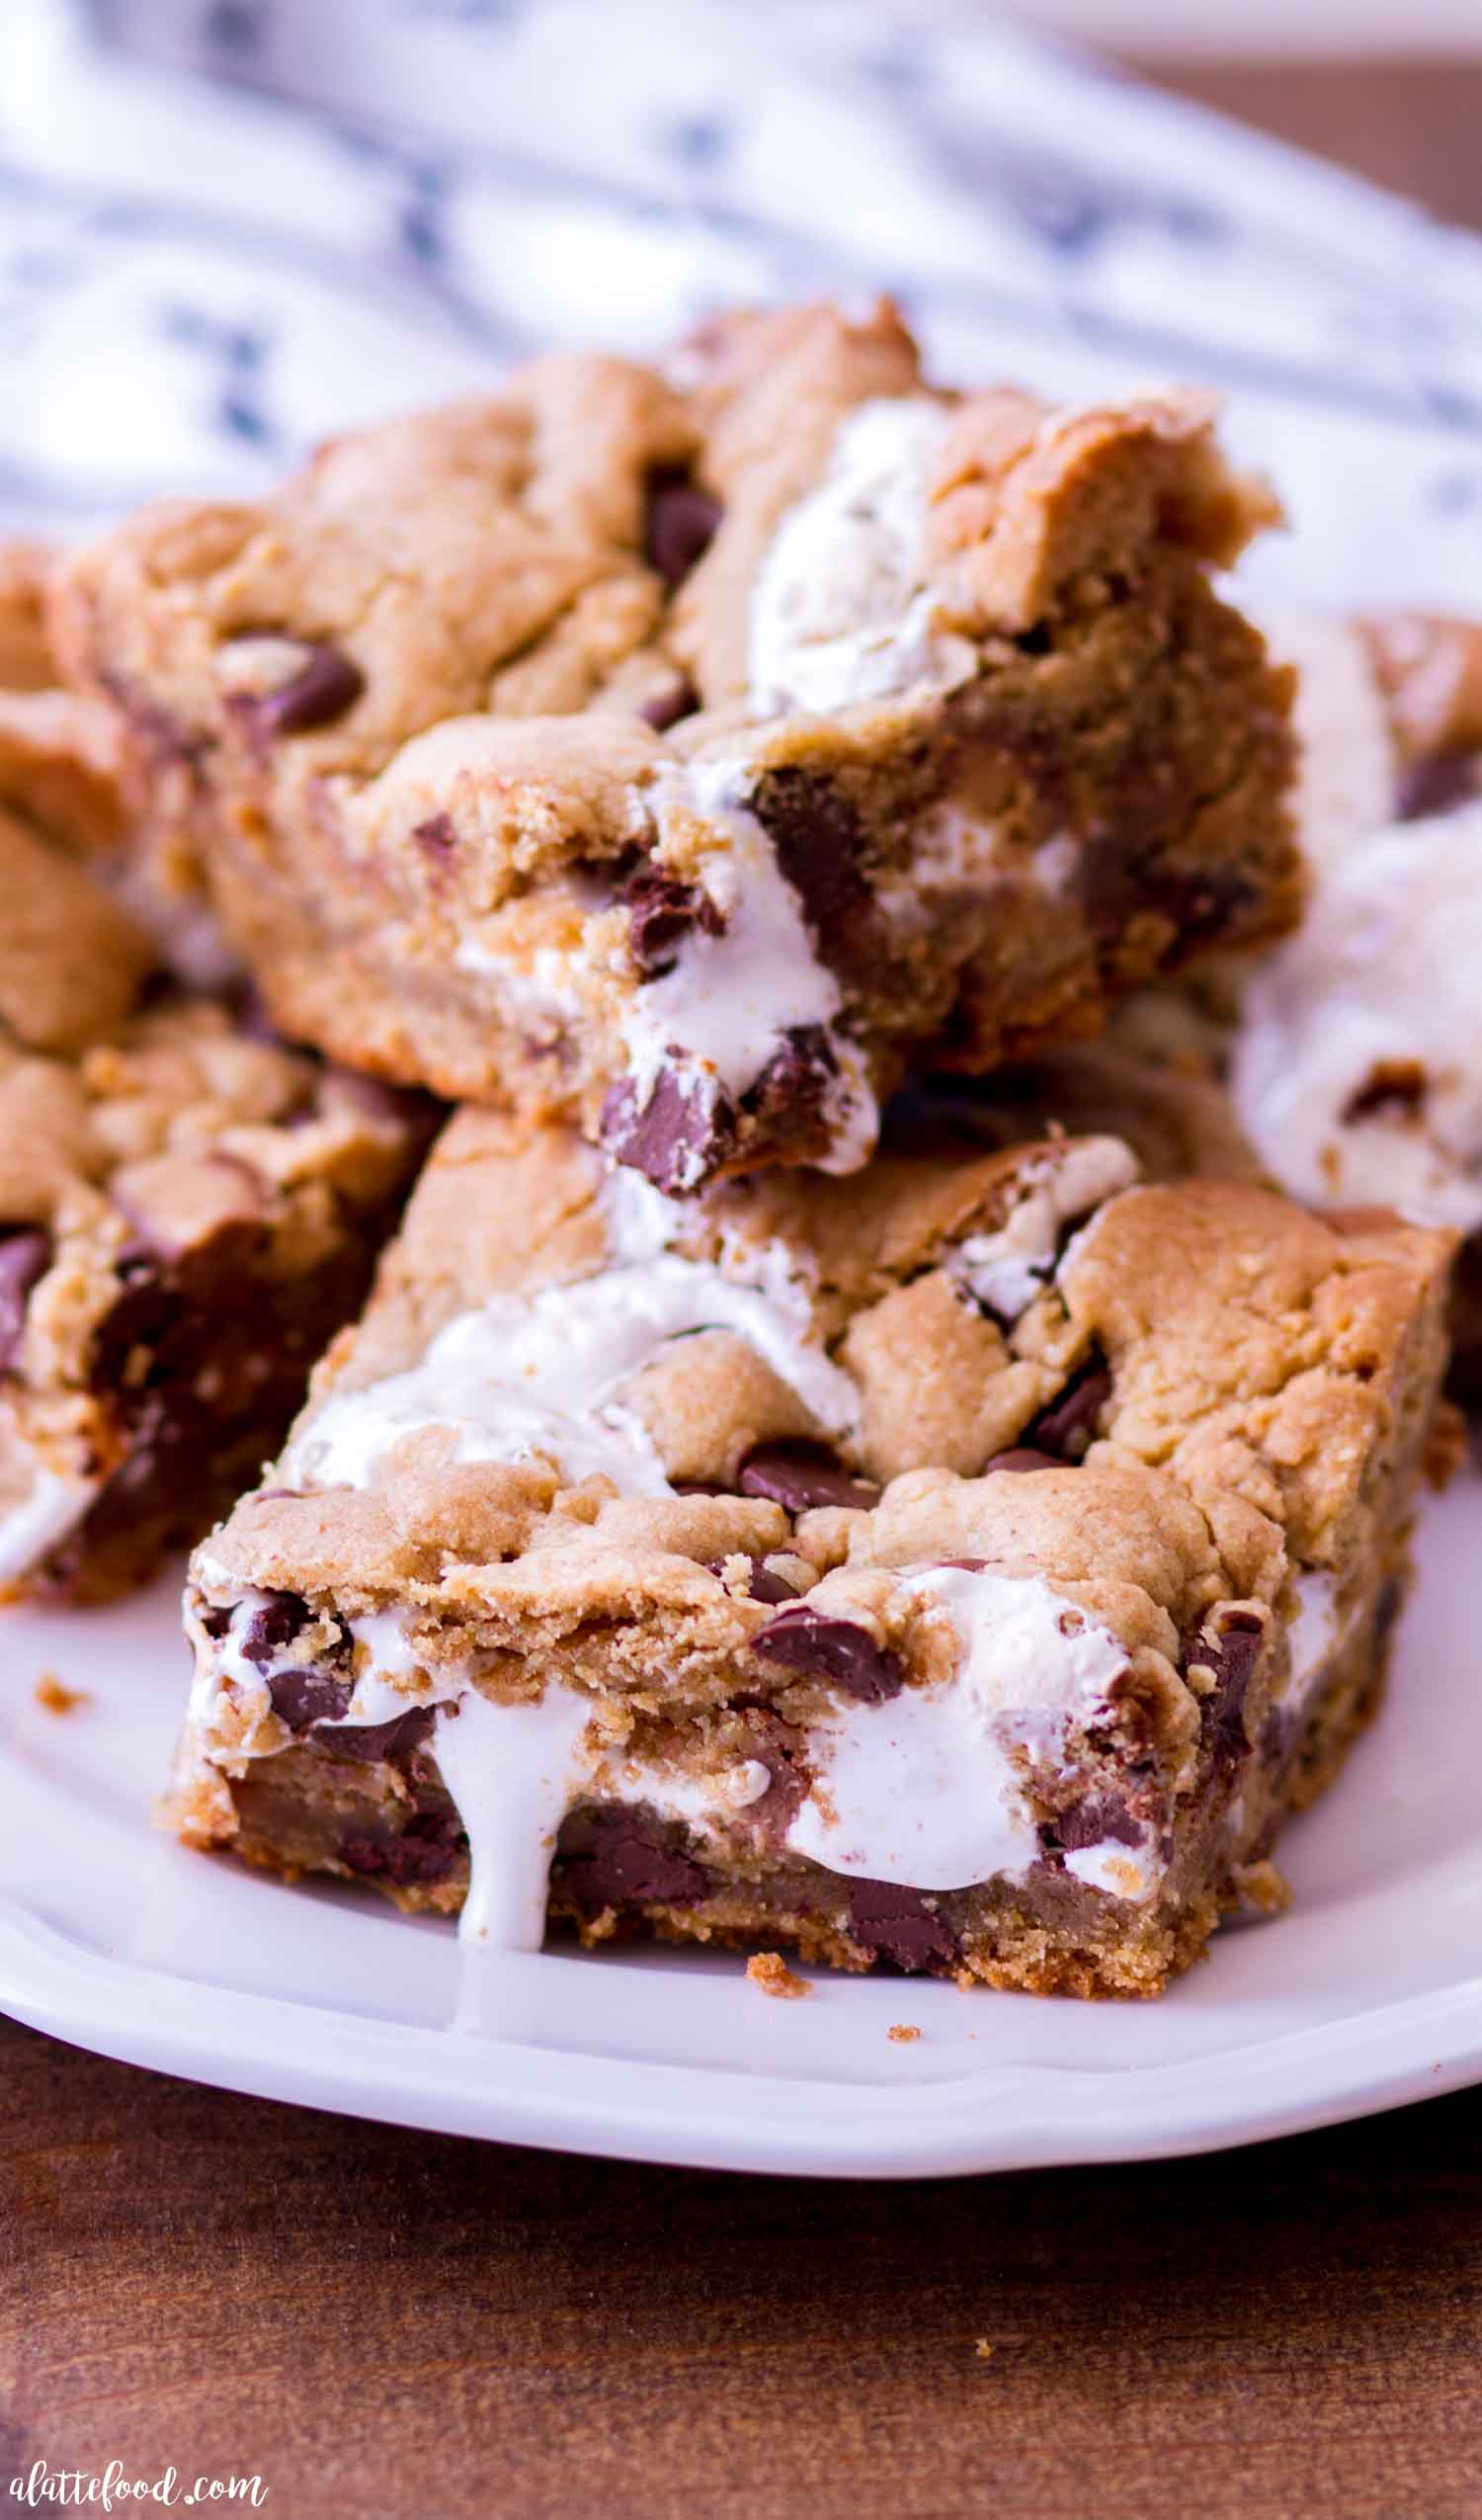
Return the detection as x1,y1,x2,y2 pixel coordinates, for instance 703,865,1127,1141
1078,607,1482,1393
171,1108,1448,1996
49,301,1458,1991
0,580,434,1599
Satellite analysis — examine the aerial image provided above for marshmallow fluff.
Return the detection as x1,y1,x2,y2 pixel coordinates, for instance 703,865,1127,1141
618,756,879,1185
1232,801,1482,1229
747,397,978,716
947,1136,1140,1322
0,1451,100,1585
1262,614,1399,877
433,1682,597,1950
283,1238,859,1503
785,1566,1136,1894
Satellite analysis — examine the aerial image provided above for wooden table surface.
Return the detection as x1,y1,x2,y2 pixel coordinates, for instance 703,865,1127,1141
7,62,1482,2520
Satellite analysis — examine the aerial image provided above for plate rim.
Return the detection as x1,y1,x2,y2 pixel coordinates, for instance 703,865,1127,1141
6,1899,1482,2179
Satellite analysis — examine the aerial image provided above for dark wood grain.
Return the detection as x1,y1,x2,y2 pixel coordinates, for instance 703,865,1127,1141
1131,57,1482,231
8,62,1482,2520
3,2015,1482,2518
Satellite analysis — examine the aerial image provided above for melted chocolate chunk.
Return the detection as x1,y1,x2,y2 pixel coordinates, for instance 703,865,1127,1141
1043,1794,1144,1854
556,1807,712,1911
413,811,457,867
752,1603,903,1703
239,1591,313,1669
848,1879,956,1974
601,1067,737,1195
621,867,723,979
1395,749,1476,822
267,1667,354,1731
1077,838,1256,952
244,641,365,739
983,1448,1062,1474
742,1563,802,1606
86,1246,179,1391
1191,1609,1265,1768
639,679,700,733
340,1810,463,1889
0,1226,52,1370
739,1439,881,1514
740,1025,839,1139
750,765,870,944
705,1553,801,1604
1342,1059,1427,1125
1023,1352,1111,1463
643,467,722,588
315,1706,437,1765
39,1190,415,1603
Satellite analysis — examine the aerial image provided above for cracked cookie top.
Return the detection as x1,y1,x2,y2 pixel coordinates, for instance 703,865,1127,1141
190,1102,1452,1668
54,302,1297,1190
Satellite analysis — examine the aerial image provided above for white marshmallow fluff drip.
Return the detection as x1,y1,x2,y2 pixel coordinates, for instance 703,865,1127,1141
786,1567,1137,1895
747,397,978,716
619,757,879,1186
1232,799,1482,1230
947,1137,1139,1322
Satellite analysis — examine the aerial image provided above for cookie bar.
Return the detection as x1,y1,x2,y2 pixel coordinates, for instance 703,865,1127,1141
171,1102,1451,1996
0,540,228,992
55,302,1298,1195
0,834,434,1599
1194,611,1482,1391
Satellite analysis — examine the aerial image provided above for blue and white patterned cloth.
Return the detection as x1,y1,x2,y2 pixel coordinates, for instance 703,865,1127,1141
2,0,1480,610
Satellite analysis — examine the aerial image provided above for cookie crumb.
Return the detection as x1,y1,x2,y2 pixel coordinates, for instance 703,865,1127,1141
1427,1397,1465,1489
1233,1857,1292,1915
974,2339,996,2360
35,1673,89,1716
747,1952,809,2000
888,2022,922,2044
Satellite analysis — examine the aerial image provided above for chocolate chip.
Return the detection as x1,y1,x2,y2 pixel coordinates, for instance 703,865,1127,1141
1023,1352,1111,1463
848,1879,956,1974
239,1591,313,1669
413,811,457,867
1342,1059,1427,1125
751,765,870,943
1076,838,1256,952
983,1448,1063,1474
198,1604,233,1639
1395,749,1476,822
267,1667,354,1731
246,641,365,738
752,1603,903,1703
621,867,723,980
0,1227,52,1370
315,1706,437,1765
1191,1609,1265,1768
740,1024,839,1138
643,467,722,588
340,1810,463,1889
639,679,700,733
706,1553,802,1604
601,1067,737,1194
1044,1794,1144,1853
556,1807,712,1911
743,1563,801,1605
739,1439,880,1515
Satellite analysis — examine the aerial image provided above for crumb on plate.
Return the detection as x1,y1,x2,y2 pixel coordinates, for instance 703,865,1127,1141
888,2023,922,2044
35,1673,90,1715
747,1952,809,2000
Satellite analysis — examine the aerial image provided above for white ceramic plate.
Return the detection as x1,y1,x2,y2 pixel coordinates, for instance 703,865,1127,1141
2,1470,1480,2178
